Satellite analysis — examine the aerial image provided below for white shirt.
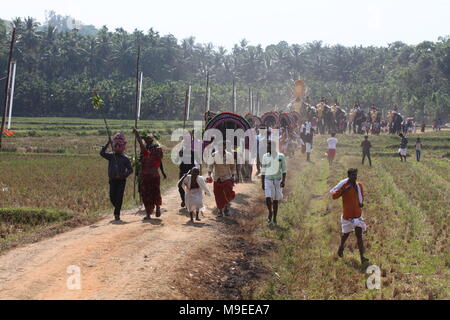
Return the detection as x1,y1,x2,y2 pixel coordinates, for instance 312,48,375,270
415,142,422,151
327,137,338,150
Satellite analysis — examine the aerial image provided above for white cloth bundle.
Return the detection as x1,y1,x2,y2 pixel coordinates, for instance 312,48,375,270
330,178,363,207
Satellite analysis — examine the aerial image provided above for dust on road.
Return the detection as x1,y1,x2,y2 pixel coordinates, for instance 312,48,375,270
0,181,259,300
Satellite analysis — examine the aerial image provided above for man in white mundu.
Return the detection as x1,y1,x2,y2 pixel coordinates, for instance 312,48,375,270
261,139,288,225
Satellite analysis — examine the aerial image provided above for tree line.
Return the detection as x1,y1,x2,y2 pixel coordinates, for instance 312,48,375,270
0,14,449,122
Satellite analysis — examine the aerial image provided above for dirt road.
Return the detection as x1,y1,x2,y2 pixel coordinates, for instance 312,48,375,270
0,181,259,300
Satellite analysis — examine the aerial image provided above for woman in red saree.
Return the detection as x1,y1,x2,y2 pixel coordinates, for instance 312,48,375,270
133,128,166,219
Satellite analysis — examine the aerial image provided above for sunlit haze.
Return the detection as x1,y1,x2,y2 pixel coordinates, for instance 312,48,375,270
2,0,450,49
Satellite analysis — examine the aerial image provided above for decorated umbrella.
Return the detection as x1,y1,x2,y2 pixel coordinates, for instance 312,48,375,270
204,112,253,182
205,112,252,132
279,113,293,131
244,113,262,128
261,111,279,128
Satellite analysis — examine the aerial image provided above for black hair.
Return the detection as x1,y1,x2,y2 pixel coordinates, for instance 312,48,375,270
348,168,358,176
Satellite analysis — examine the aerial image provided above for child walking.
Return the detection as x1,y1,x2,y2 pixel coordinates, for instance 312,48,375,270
179,167,211,223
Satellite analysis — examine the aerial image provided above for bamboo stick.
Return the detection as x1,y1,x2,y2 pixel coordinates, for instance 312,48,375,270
133,45,141,200
7,61,17,130
0,27,16,150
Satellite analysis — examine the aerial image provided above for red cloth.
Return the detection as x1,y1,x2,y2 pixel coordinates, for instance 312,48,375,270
328,149,336,160
2,129,15,137
213,179,236,210
140,174,162,213
141,147,162,174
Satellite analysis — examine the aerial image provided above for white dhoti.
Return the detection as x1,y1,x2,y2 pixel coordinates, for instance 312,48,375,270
399,148,407,156
341,216,367,234
264,179,284,201
306,143,313,153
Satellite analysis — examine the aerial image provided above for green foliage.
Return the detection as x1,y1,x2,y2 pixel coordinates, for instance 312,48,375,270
91,93,105,110
0,15,449,121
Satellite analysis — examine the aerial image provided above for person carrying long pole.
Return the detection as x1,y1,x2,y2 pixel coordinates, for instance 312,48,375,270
133,128,165,220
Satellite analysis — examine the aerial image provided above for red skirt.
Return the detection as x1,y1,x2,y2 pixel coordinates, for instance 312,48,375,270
213,179,236,210
328,149,336,160
141,174,162,212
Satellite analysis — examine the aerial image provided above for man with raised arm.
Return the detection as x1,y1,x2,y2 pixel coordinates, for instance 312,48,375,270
100,133,133,222
133,128,166,220
331,168,369,265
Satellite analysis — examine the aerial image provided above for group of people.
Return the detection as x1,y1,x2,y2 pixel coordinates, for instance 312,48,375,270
399,134,424,162
278,120,316,162
100,129,166,222
100,128,289,226
432,119,445,131
99,124,430,266
325,132,425,168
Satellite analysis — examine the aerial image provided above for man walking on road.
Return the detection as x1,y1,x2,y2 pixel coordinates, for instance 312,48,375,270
100,133,133,222
331,168,369,265
207,141,238,217
261,139,287,225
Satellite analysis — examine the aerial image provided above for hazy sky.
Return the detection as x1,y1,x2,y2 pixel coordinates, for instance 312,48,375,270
2,0,450,49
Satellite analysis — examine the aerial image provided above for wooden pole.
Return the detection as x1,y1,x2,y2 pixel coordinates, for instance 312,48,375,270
248,88,252,114
252,90,256,115
0,27,16,150
4,62,13,130
207,87,211,112
187,85,191,121
257,92,260,117
133,45,141,200
204,71,209,113
183,87,189,130
232,79,236,113
137,71,143,121
7,61,17,130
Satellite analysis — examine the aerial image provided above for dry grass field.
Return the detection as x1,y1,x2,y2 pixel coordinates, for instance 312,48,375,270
252,131,449,300
0,118,448,299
